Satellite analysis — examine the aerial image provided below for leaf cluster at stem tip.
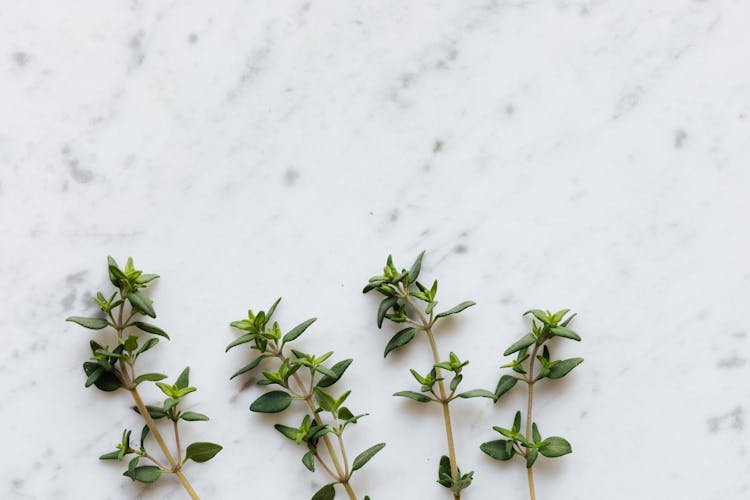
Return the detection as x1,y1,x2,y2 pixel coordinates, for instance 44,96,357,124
67,257,221,493
227,297,384,500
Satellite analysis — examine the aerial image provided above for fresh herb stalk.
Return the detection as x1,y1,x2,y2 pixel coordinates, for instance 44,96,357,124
227,298,383,500
364,252,492,499
481,308,583,499
66,257,221,499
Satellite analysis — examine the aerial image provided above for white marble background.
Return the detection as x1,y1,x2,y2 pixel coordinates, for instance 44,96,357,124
1,1,749,499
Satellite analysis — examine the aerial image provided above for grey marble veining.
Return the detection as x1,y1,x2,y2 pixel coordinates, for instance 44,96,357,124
1,1,749,499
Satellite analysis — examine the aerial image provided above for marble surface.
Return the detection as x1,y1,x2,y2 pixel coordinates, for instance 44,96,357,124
2,1,749,499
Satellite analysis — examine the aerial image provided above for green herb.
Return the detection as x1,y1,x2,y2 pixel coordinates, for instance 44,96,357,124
480,309,583,499
227,298,383,500
364,252,486,499
67,257,221,499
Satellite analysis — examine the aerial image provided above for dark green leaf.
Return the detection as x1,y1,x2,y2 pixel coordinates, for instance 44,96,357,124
313,387,337,413
315,365,338,379
283,318,317,344
512,411,522,433
66,316,109,330
250,391,293,413
99,450,121,460
107,256,122,286
317,359,352,388
83,362,121,391
225,333,255,352
437,455,452,487
275,424,299,441
494,375,519,400
532,423,542,443
123,466,162,483
480,439,515,461
127,291,156,318
85,367,103,387
230,354,268,380
267,297,282,320
503,333,536,356
527,448,539,468
457,389,496,399
408,251,425,282
548,358,584,379
435,301,476,319
383,328,417,357
311,483,336,500
133,404,166,419
352,443,386,471
393,391,432,403
184,442,222,463
550,326,581,341
302,451,315,472
136,338,159,356
377,297,399,328
175,367,190,389
539,437,572,457
181,411,209,421
524,309,549,324
133,373,167,386
132,322,169,339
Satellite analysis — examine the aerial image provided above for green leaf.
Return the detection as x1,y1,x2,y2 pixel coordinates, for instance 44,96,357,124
66,316,109,330
317,359,352,388
123,465,162,483
435,301,476,319
527,448,539,468
267,297,282,320
352,443,386,471
494,375,519,400
383,327,417,357
311,483,336,500
225,333,255,352
175,367,190,389
503,333,536,356
302,451,315,472
283,318,317,344
532,423,542,443
181,411,209,421
83,362,122,391
377,297,399,328
548,358,584,379
133,404,167,419
393,391,432,403
437,455,452,487
315,365,338,379
480,439,515,461
524,309,549,324
133,373,167,386
127,291,156,318
230,354,268,380
457,389,496,400
99,450,121,460
512,411,522,433
408,251,425,282
184,442,223,463
136,337,159,356
250,391,293,413
550,326,581,341
275,424,299,441
85,367,103,387
313,387,337,413
132,322,170,339
539,437,572,457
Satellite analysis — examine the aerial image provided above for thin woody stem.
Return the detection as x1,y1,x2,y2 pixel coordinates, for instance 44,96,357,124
525,343,540,500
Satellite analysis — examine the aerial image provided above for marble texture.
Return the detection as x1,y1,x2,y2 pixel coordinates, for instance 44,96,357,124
1,1,749,498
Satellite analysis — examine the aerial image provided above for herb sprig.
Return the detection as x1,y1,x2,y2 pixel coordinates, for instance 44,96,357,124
480,309,583,499
227,298,383,500
364,252,492,499
66,257,221,499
